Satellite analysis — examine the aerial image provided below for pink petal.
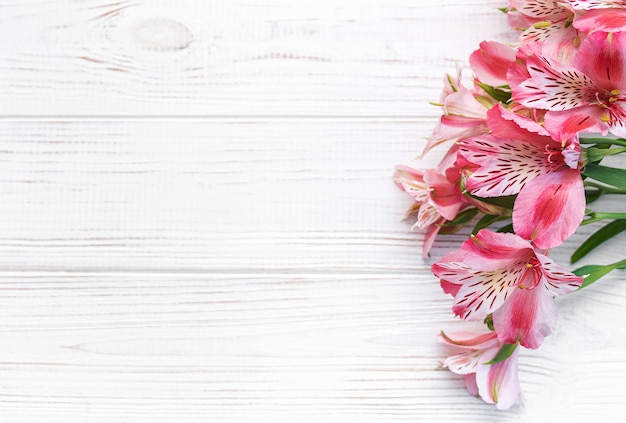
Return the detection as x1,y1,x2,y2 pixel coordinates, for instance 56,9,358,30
574,31,626,90
475,345,521,409
487,104,550,139
536,252,584,294
574,8,626,33
513,169,585,249
439,330,499,350
492,281,557,349
422,222,442,258
462,230,534,270
544,107,610,141
424,169,464,221
469,41,516,87
568,0,626,10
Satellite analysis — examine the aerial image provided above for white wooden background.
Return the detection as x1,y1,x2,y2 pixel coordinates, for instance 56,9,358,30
1,1,625,422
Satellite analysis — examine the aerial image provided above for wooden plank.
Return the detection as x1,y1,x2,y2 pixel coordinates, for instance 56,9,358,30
0,272,624,422
0,0,513,116
0,119,623,272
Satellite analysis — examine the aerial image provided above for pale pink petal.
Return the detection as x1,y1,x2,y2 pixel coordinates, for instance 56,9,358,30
416,203,442,229
574,31,626,90
469,41,516,87
568,0,626,9
476,345,521,409
535,252,584,294
574,8,626,32
445,87,491,119
514,55,597,111
513,169,585,249
509,0,572,18
423,115,489,156
442,267,522,320
460,134,564,197
493,281,557,348
440,330,499,349
464,374,479,397
445,350,484,375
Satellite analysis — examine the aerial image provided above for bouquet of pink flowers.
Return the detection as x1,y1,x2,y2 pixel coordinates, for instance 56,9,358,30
395,0,626,409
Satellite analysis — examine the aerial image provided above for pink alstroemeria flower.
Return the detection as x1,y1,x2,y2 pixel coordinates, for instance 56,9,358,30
433,230,583,349
440,330,521,409
469,41,516,87
394,164,468,257
513,31,626,140
423,73,492,156
458,105,585,249
568,1,626,33
507,0,580,64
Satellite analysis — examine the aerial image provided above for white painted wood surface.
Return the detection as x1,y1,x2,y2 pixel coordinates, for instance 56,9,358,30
0,1,625,421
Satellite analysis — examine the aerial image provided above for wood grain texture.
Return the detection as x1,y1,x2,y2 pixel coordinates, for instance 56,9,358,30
0,0,513,116
0,0,625,422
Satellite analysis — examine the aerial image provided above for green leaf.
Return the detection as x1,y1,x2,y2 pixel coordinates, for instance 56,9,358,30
571,219,626,263
472,214,505,235
468,193,516,210
485,342,518,365
584,187,603,204
574,259,626,290
583,163,626,190
440,208,478,228
475,82,511,104
496,223,514,233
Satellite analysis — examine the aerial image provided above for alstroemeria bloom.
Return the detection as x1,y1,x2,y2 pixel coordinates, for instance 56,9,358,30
433,230,583,349
394,164,469,257
568,1,626,33
440,330,521,409
469,41,516,87
458,105,585,249
507,0,580,64
423,73,492,156
513,31,626,140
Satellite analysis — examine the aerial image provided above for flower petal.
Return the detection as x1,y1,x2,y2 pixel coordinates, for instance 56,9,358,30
493,281,557,349
513,55,597,111
439,330,499,350
475,345,521,409
544,107,609,141
573,8,626,33
469,41,516,87
460,134,563,197
536,252,584,295
512,169,585,249
574,31,626,90
510,0,572,18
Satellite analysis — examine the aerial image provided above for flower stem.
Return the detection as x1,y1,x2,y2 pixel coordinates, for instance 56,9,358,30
580,137,626,147
583,211,626,225
584,180,626,194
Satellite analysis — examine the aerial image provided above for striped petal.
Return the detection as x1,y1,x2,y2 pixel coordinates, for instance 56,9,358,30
536,252,584,295
460,134,564,197
514,55,597,110
510,0,572,18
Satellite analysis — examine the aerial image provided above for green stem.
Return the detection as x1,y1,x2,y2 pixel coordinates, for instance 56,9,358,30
584,180,626,194
583,211,626,225
580,137,626,147
574,259,626,290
